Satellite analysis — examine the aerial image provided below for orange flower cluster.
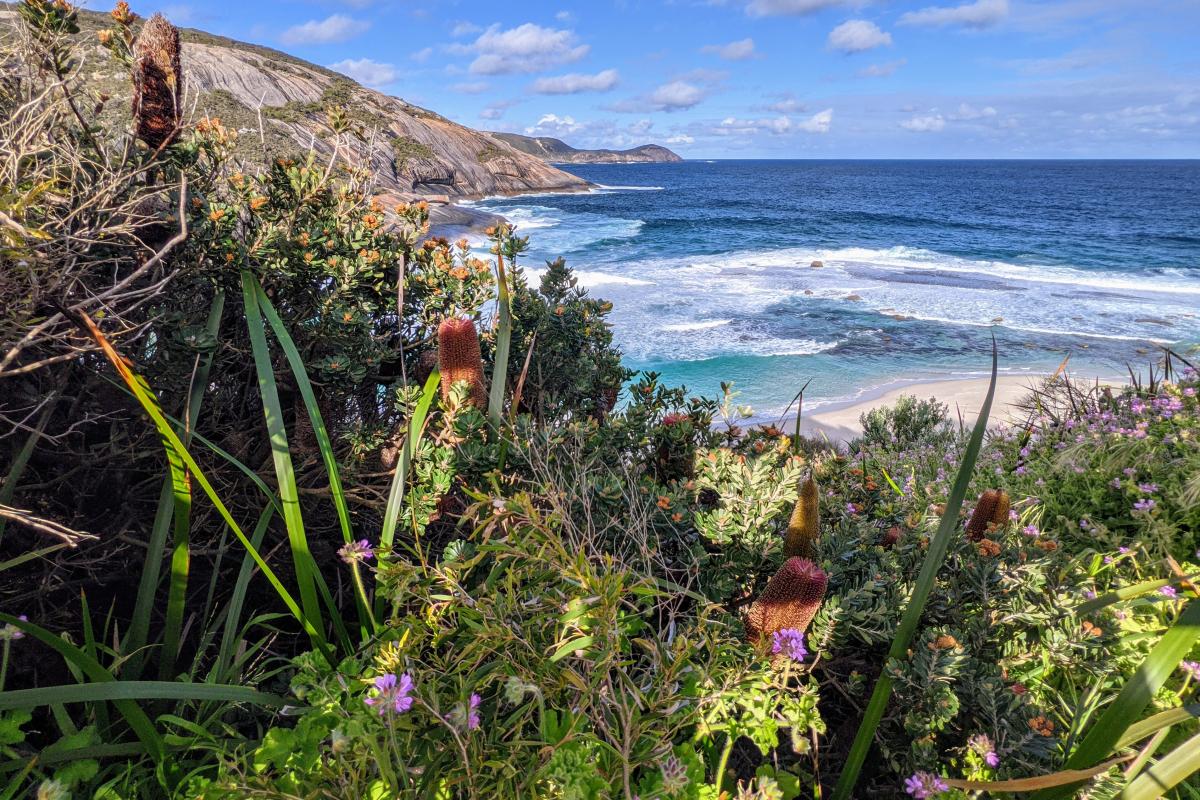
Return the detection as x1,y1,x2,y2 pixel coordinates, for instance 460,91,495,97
437,318,487,410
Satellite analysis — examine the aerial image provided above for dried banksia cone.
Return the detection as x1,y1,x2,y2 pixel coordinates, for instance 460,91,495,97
131,13,182,150
783,477,820,558
966,489,1011,541
745,557,828,643
437,317,487,409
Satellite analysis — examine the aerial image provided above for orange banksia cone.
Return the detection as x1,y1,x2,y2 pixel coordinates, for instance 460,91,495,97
745,557,828,643
437,317,487,409
967,489,1011,541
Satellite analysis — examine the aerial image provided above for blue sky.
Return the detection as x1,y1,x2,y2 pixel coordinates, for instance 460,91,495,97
140,0,1197,158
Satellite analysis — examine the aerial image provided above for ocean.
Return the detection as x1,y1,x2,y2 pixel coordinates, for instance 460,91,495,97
466,160,1200,418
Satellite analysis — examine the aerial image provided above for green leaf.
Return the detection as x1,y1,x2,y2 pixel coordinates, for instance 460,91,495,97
489,251,513,429
550,635,594,662
240,272,333,657
1033,598,1200,799
380,370,440,551
1120,731,1200,800
0,681,285,711
831,341,998,800
0,614,164,762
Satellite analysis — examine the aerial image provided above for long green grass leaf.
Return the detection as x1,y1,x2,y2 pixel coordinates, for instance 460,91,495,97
129,291,225,681
832,342,999,800
0,614,163,761
253,283,371,638
212,505,274,684
1115,705,1200,751
0,681,285,710
488,252,512,428
239,272,331,655
1033,598,1200,799
74,309,333,667
380,370,439,551
1120,731,1200,800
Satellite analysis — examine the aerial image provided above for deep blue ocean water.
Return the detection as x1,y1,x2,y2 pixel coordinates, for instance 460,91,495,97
468,160,1200,417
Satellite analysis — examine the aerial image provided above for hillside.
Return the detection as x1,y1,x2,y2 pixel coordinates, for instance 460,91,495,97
0,6,591,228
491,133,683,164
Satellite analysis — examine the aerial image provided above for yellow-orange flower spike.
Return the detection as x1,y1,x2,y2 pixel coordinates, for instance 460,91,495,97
745,557,828,643
131,14,182,150
783,476,820,558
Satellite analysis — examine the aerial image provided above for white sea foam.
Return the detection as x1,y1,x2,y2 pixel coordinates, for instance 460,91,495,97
661,319,732,331
591,184,665,192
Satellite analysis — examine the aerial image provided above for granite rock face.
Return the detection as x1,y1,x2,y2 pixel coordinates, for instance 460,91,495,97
181,40,589,200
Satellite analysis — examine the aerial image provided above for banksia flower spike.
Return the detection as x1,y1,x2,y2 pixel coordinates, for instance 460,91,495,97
131,13,182,150
966,489,1011,541
437,317,487,409
783,476,820,558
745,557,828,645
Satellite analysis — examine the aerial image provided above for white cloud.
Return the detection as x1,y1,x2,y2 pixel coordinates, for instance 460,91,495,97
899,0,1008,28
900,114,946,131
828,20,892,54
702,38,757,61
280,14,369,46
328,58,397,88
951,103,997,119
525,113,585,137
479,100,518,121
746,0,848,17
629,118,654,135
858,58,906,77
467,23,589,75
451,81,490,94
650,80,707,111
764,95,806,113
798,108,834,132
411,47,433,63
451,21,482,37
531,69,619,95
665,134,695,145
714,108,832,135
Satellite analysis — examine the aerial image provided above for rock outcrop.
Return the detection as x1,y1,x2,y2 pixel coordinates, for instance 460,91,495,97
491,133,683,164
8,7,592,229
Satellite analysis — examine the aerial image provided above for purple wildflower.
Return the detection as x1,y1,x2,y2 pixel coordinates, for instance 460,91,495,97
0,614,27,641
339,539,375,564
1181,661,1200,681
1133,498,1156,513
771,628,808,663
467,692,482,730
365,672,414,715
969,734,1000,768
1159,586,1178,599
846,503,858,516
904,772,949,798
1137,483,1159,494
1023,524,1040,537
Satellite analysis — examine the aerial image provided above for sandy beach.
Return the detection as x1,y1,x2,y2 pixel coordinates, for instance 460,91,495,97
795,373,1121,443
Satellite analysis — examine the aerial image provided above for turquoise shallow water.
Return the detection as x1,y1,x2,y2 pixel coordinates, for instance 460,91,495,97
468,160,1200,417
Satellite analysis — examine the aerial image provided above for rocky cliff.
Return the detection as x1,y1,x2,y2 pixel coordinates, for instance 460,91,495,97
492,133,683,164
2,6,591,229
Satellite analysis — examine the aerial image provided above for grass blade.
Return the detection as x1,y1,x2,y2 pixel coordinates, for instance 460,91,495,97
0,681,286,710
0,398,55,543
0,614,163,762
73,309,334,667
380,370,440,551
253,282,371,636
1120,731,1200,800
240,272,333,655
832,341,998,800
213,505,274,684
488,251,513,428
129,290,224,680
1032,598,1200,799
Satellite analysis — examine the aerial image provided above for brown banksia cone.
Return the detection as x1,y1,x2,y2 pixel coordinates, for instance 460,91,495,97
131,13,182,150
783,476,819,558
437,317,487,409
967,489,1011,541
745,557,828,644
